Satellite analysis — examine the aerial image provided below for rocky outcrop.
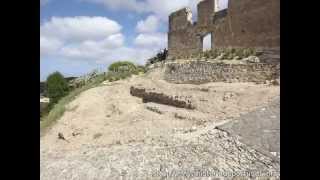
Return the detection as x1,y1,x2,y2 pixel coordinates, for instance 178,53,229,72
130,86,195,109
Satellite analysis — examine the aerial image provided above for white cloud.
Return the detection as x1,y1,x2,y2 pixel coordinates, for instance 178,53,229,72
79,0,146,12
40,36,63,57
58,33,124,60
80,0,198,21
58,44,158,65
81,0,229,21
94,47,157,65
41,16,164,66
134,33,167,49
41,16,122,42
136,15,159,33
41,16,124,61
145,0,198,21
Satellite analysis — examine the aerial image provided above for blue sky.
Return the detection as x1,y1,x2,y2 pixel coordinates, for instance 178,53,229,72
40,0,228,81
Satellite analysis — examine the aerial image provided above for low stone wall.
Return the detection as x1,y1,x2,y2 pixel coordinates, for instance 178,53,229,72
164,61,280,84
130,86,195,109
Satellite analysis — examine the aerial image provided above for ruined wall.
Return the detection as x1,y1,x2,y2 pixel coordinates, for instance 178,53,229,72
212,0,280,48
130,86,195,109
168,0,280,57
197,0,215,27
164,61,280,84
168,8,200,57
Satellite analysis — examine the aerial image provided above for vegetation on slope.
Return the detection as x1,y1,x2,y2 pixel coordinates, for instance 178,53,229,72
40,61,146,135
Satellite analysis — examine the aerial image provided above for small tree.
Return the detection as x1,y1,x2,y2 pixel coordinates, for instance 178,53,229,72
46,71,69,108
146,48,168,66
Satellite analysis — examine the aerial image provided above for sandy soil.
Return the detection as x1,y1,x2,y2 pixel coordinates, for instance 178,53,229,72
40,70,280,180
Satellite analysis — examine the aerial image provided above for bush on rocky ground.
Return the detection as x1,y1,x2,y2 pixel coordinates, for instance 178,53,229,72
146,48,168,66
108,61,137,73
106,61,146,82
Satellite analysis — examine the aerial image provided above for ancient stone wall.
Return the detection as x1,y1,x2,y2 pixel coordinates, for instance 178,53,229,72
197,0,215,27
130,86,195,109
168,8,200,57
168,0,280,57
163,61,280,84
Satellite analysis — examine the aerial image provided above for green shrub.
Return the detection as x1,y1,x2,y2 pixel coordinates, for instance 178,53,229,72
136,65,147,73
46,71,69,108
108,61,137,73
105,61,138,82
146,48,168,65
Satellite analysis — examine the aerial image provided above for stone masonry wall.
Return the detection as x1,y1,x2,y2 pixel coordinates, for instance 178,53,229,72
130,86,195,109
168,8,200,58
164,61,280,84
168,0,280,58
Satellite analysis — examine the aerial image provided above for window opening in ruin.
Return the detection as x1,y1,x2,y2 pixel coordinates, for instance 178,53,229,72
215,0,229,12
202,33,212,51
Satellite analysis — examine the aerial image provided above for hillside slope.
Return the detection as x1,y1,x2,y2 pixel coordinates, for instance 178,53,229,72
40,71,280,179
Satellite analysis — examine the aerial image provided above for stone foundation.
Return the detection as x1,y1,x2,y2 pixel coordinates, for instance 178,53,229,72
163,60,280,84
130,86,195,109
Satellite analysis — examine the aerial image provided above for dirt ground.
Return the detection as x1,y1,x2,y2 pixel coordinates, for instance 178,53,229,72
40,70,280,180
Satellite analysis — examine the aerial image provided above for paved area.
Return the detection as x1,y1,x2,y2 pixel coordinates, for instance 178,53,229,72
217,97,280,161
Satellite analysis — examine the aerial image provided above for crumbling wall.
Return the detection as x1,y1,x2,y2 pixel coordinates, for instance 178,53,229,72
130,86,195,109
164,61,280,84
197,0,215,27
168,8,200,58
212,0,280,48
168,0,280,58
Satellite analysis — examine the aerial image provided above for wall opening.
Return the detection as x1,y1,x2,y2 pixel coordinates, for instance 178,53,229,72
202,33,212,51
215,0,229,12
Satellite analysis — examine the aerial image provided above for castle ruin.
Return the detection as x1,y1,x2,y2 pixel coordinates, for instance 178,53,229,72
168,0,280,58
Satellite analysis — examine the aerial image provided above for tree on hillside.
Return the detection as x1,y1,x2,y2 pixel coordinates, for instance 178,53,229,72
46,71,69,107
